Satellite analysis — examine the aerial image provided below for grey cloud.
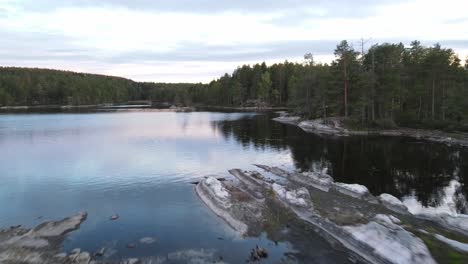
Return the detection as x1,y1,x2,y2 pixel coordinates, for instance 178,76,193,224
4,28,467,66
148,39,467,63
14,0,401,18
103,40,340,64
2,27,467,79
425,40,468,49
444,17,468,24
0,30,94,61
0,28,339,64
0,8,8,17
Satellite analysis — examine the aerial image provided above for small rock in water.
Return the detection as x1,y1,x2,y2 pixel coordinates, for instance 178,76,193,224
54,252,67,259
126,243,136,249
190,181,200,185
249,245,268,261
124,258,140,264
139,237,156,244
94,247,106,257
110,214,119,221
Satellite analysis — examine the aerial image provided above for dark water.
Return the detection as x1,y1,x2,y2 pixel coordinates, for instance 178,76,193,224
215,113,468,210
1,110,467,262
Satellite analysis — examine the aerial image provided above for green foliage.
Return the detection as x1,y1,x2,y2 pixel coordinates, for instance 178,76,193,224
257,71,272,103
1,40,468,131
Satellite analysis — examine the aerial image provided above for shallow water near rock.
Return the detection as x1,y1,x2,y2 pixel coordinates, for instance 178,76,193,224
1,110,468,262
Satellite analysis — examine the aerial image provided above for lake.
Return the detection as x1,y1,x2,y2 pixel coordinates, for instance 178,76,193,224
1,110,467,262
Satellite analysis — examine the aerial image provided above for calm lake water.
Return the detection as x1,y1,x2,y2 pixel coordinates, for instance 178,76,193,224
1,110,467,262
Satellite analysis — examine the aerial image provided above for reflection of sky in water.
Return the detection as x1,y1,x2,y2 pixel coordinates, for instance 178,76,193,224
0,112,292,192
0,112,298,262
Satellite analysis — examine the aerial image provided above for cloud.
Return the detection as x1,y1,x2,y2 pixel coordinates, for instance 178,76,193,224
0,0,467,82
13,0,399,17
106,40,339,64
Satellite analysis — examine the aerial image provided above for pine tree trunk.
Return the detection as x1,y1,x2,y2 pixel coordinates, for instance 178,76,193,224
418,96,422,120
391,97,394,120
323,101,327,119
442,80,445,121
432,78,435,120
344,62,348,117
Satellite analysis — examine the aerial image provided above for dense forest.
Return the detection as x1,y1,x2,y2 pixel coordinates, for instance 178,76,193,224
202,40,468,130
0,67,203,106
1,40,468,130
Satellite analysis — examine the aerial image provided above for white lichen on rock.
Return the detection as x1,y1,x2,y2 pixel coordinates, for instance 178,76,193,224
195,177,248,234
334,182,370,198
344,215,436,264
434,233,468,253
272,183,311,207
205,177,230,200
379,193,408,213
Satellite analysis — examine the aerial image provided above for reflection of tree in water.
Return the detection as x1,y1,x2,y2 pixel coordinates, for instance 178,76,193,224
213,113,468,208
211,113,290,152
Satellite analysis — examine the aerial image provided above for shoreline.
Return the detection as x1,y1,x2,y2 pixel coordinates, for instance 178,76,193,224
0,104,287,113
273,113,468,147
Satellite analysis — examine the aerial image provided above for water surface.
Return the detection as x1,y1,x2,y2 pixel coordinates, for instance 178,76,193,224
1,110,467,262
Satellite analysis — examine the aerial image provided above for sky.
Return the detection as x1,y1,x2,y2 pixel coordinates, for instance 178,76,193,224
1,0,467,83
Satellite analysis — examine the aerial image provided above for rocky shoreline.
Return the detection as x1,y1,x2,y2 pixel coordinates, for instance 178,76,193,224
0,213,227,264
0,212,93,264
273,112,468,147
194,165,468,264
3,165,468,263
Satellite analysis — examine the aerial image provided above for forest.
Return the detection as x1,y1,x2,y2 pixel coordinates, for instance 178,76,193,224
1,40,468,130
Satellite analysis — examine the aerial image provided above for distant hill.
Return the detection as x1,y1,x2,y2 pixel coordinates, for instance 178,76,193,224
0,67,202,106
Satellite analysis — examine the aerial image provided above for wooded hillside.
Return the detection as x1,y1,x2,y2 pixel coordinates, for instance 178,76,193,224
1,40,467,130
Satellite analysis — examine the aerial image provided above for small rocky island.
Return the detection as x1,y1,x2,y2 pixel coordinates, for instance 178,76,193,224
273,112,468,148
195,164,468,264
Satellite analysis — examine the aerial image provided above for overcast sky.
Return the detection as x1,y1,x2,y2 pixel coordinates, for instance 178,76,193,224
1,0,467,83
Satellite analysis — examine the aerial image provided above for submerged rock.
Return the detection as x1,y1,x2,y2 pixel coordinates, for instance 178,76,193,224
110,214,119,221
139,237,156,244
121,258,140,264
249,245,268,262
126,243,136,249
94,247,106,257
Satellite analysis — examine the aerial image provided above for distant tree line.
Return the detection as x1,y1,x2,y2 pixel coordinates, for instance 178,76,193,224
0,67,205,106
203,40,468,130
1,40,468,130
